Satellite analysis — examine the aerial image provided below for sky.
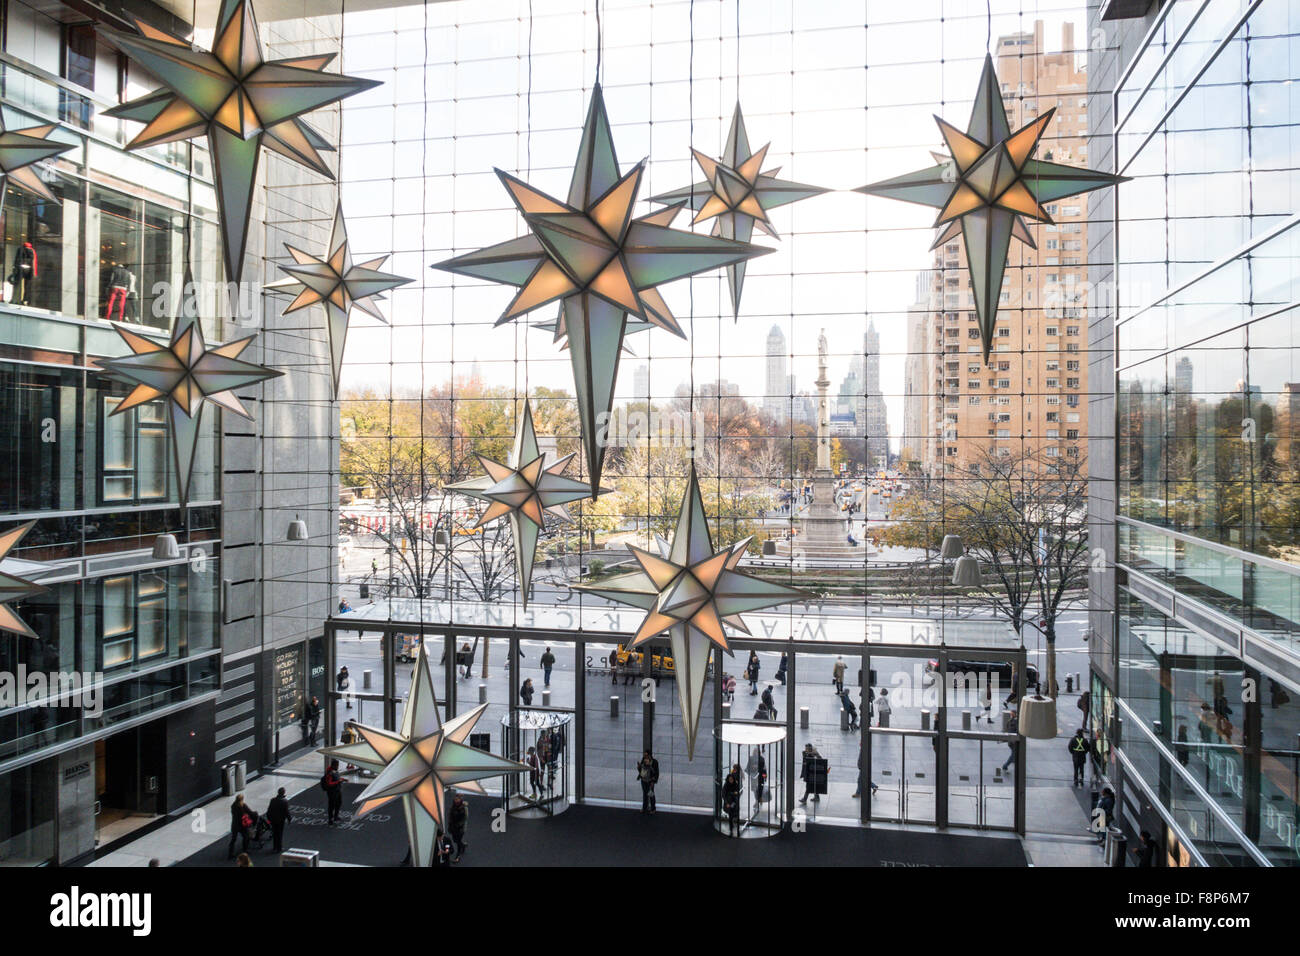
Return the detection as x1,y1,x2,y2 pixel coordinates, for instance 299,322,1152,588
335,0,1094,446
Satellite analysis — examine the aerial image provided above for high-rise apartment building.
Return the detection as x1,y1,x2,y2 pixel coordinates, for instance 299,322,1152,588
921,21,1092,475
764,323,791,420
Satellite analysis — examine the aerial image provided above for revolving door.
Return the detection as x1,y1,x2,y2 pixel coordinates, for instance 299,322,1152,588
714,721,786,838
501,708,572,818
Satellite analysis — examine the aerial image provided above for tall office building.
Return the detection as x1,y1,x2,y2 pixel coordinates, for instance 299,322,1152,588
764,323,791,420
1088,0,1300,867
902,270,939,471
860,320,890,468
632,363,649,399
0,0,338,864
927,21,1092,475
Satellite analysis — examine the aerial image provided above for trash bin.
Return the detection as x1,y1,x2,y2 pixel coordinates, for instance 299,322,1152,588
233,759,247,791
1104,826,1127,866
359,583,369,600
221,763,236,796
800,706,810,729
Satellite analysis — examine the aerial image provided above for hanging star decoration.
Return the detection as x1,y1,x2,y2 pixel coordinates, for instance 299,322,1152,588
319,640,527,867
575,467,808,759
857,55,1126,362
97,281,281,507
265,203,410,396
649,102,827,319
446,401,608,610
0,522,46,638
433,84,772,488
102,0,380,284
0,118,74,203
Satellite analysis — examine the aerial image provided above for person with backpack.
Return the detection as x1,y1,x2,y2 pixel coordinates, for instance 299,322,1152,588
448,794,469,863
322,759,344,825
266,787,291,853
228,794,254,859
635,750,659,813
541,647,556,687
1068,728,1091,786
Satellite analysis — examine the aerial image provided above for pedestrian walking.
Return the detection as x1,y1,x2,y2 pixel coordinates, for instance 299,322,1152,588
448,794,469,863
300,695,321,746
1094,786,1116,844
526,745,542,797
722,764,743,833
322,759,344,825
519,678,535,706
541,646,556,687
337,666,351,710
1068,728,1091,786
227,794,253,859
266,787,291,853
832,656,846,694
746,652,760,695
876,687,892,726
799,744,826,805
1001,711,1019,771
775,652,788,686
635,750,660,813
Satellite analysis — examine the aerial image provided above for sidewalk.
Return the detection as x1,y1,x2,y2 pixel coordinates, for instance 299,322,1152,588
1021,688,1105,867
90,750,325,867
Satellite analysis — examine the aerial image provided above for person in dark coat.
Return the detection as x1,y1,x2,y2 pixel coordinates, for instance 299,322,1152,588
541,647,556,687
1068,728,1091,786
519,678,535,706
448,794,469,862
721,765,743,834
1131,830,1157,867
301,695,321,745
746,652,760,695
635,750,660,813
760,684,778,720
434,828,456,866
1095,786,1116,844
323,760,344,825
799,744,825,805
775,652,788,686
266,787,291,853
228,794,253,859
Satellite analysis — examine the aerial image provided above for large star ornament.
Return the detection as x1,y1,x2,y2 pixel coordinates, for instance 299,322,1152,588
0,118,74,206
97,284,281,507
320,640,527,867
575,467,809,758
433,84,772,488
266,203,410,396
650,102,827,318
103,0,380,284
857,55,1126,362
0,522,47,638
446,402,607,610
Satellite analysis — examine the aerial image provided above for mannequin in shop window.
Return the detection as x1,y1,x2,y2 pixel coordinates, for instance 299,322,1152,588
8,242,36,305
105,261,136,322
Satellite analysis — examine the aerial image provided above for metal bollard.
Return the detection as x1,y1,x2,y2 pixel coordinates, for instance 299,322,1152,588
610,696,619,717
542,690,551,707
1065,675,1073,693
962,710,972,731
920,709,931,731
840,707,849,730
800,706,810,729
362,669,372,690
721,701,731,719
478,683,487,704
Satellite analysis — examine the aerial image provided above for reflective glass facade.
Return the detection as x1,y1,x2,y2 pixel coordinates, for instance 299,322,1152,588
1103,0,1300,866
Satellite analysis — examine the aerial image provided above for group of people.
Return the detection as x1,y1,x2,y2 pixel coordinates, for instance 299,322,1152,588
227,788,293,859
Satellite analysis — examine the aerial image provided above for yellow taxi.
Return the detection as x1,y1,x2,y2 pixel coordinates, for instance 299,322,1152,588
613,643,675,675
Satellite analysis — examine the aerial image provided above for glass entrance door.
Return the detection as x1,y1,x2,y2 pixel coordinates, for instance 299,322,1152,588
868,728,935,824
947,735,1015,829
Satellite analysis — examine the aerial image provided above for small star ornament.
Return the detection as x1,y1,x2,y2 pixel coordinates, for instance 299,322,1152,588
433,84,772,488
576,467,809,758
446,402,608,609
0,521,46,638
858,55,1126,361
97,281,281,506
266,203,410,396
0,118,74,205
650,102,827,318
104,0,380,283
320,640,527,866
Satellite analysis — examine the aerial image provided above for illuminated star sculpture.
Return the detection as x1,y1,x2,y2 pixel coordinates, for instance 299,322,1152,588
433,84,772,488
446,402,607,610
0,522,46,638
97,281,282,507
576,467,809,758
857,55,1126,362
103,0,380,283
650,102,828,318
0,118,74,212
320,640,527,867
266,203,410,396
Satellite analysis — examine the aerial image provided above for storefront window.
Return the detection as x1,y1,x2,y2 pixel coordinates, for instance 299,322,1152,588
0,175,80,316
0,364,79,512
